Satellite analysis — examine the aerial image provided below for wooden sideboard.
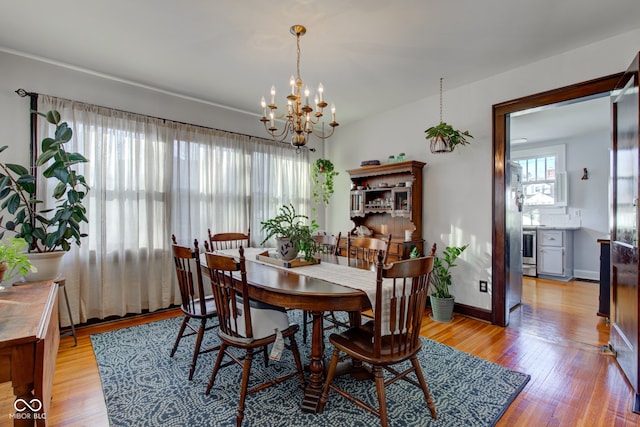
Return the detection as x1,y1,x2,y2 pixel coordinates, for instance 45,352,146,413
0,281,59,426
346,160,426,260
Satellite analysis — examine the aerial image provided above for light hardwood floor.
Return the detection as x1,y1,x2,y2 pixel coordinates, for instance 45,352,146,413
1,277,638,426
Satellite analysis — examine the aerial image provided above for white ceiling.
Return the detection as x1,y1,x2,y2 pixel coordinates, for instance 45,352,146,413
510,95,612,146
1,0,639,125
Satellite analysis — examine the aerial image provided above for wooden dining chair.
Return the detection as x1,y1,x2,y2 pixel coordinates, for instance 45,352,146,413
347,234,392,265
318,252,437,426
204,246,305,426
314,231,342,255
170,235,218,380
205,228,251,251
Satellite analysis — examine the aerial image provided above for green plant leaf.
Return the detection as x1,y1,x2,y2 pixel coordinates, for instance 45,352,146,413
46,110,61,125
36,149,57,166
55,123,72,142
6,163,29,176
6,193,20,214
53,182,67,199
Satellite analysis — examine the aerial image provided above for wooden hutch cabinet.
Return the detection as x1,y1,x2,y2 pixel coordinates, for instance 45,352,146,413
346,160,425,261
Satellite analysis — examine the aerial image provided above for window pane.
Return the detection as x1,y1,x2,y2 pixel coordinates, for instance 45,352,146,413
546,156,555,179
536,158,545,181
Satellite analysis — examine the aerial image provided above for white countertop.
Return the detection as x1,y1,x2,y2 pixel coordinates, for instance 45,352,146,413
523,225,581,230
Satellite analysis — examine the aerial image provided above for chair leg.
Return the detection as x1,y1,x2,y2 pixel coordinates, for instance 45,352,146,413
188,318,207,380
170,317,189,357
318,348,341,412
262,345,269,367
410,357,437,419
206,343,228,396
302,310,308,344
373,365,389,427
288,335,306,388
236,349,254,427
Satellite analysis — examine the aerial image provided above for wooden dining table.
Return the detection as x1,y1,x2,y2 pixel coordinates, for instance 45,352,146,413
210,250,373,413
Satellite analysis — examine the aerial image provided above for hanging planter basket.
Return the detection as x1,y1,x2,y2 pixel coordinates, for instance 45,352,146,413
425,78,473,154
429,136,454,154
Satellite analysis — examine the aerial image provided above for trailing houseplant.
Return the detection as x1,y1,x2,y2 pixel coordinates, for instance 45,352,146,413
429,244,468,322
311,158,339,207
0,110,89,253
260,204,318,261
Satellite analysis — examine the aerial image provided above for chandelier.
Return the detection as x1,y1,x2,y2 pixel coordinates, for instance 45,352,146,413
260,25,338,148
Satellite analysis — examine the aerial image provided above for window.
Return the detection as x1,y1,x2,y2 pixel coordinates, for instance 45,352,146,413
513,144,566,207
38,95,311,323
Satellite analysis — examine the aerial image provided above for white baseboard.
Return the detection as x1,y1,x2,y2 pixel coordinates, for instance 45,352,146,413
573,269,599,281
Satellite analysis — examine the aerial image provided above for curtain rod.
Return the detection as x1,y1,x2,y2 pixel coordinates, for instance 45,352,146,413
14,88,315,152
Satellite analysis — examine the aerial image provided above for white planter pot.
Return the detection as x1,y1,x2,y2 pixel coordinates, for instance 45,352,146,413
22,251,66,282
276,237,299,261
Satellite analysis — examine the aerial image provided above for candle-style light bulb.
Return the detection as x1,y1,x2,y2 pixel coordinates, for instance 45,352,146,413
318,82,324,101
269,111,274,127
260,96,266,115
270,85,276,104
331,103,336,121
304,86,310,105
290,75,295,95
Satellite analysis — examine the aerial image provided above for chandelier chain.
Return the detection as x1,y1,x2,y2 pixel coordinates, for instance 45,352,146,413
296,32,302,82
259,24,338,148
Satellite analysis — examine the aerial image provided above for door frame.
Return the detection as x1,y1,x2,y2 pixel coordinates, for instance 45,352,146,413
492,73,623,326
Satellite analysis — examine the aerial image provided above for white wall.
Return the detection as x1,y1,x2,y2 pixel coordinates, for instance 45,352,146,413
327,29,640,310
0,50,326,227
1,28,638,311
0,50,325,164
567,129,610,279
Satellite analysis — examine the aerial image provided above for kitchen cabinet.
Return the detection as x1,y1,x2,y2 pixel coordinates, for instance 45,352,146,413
346,160,425,261
537,228,574,279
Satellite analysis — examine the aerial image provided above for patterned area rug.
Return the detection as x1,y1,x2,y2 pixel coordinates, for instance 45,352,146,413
91,314,529,427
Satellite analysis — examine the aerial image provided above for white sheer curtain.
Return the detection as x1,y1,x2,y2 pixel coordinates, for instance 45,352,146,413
38,96,310,324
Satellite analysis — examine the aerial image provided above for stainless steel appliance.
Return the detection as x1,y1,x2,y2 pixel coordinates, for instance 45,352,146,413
506,161,524,310
522,230,537,277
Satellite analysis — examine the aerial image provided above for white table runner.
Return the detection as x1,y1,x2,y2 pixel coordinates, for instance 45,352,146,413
216,248,400,333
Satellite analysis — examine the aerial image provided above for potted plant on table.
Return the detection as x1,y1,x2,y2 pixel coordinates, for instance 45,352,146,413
0,110,89,281
429,244,468,322
260,204,318,262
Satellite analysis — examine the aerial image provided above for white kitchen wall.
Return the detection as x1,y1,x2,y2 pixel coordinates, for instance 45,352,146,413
514,130,609,280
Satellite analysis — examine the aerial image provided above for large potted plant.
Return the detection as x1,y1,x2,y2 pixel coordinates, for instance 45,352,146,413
429,244,468,322
0,110,89,280
260,204,318,261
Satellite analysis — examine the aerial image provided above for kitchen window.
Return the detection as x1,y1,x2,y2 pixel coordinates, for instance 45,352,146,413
513,144,567,207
